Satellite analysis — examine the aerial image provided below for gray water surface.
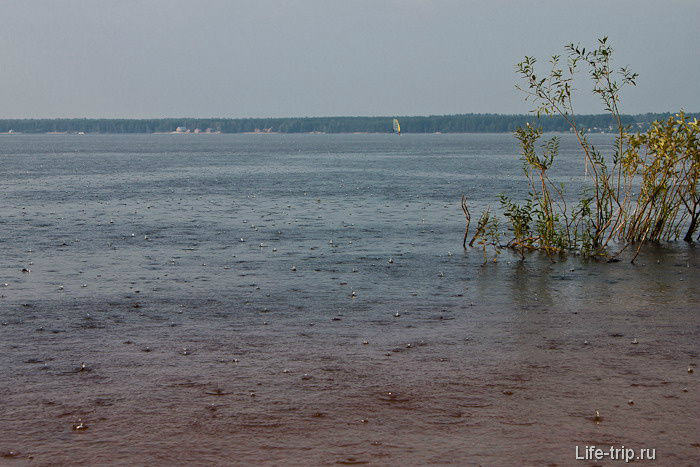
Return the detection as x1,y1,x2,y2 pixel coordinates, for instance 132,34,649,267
1,133,697,466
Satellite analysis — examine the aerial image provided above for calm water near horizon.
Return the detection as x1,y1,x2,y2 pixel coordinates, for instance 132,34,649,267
1,133,697,466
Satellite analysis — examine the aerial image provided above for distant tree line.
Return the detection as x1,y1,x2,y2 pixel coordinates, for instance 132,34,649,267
0,113,695,134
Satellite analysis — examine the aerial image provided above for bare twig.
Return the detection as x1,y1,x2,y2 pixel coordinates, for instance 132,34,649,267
461,195,471,249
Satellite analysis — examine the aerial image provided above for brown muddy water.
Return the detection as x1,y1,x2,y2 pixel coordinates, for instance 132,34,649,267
0,134,698,466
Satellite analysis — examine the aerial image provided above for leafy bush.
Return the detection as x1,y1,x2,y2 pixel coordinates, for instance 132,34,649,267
463,37,700,263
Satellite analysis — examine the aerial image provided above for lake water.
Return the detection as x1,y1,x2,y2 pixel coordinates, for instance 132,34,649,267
0,133,698,465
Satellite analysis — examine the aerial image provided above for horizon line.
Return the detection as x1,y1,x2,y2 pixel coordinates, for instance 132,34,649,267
0,111,696,121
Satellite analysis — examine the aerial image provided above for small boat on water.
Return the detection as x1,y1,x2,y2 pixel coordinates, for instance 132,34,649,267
392,118,401,135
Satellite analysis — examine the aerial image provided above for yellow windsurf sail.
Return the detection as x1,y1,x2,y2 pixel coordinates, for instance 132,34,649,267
392,118,401,135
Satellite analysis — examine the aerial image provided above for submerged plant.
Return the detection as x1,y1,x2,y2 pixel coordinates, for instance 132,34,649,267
463,37,699,262
624,113,700,246
469,209,501,264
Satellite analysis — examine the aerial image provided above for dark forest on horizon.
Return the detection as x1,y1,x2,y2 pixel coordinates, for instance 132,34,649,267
0,112,696,134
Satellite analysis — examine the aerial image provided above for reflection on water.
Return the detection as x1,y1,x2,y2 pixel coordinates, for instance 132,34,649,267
0,134,697,465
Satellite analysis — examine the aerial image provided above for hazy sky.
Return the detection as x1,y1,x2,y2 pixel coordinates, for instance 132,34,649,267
1,0,698,118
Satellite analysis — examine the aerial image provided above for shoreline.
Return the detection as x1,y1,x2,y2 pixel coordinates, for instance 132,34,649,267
1,130,610,136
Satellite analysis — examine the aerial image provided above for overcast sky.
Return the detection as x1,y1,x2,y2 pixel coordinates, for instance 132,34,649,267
1,0,698,118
